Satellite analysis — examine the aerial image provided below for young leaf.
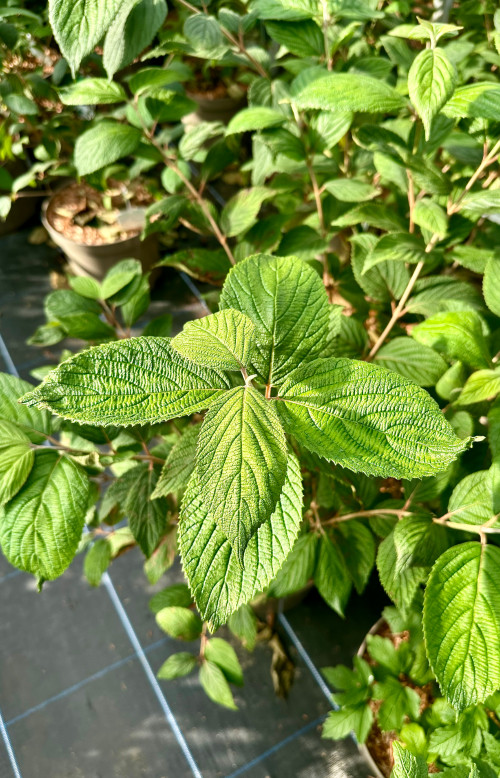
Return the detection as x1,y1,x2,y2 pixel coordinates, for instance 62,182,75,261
364,233,426,272
152,424,200,499
156,606,203,641
220,188,273,237
412,311,491,370
226,107,286,135
0,420,35,507
84,538,112,587
374,677,420,731
264,19,323,57
199,660,237,710
184,15,227,58
171,310,256,371
412,198,448,238
205,638,244,686
149,583,193,614
276,357,471,479
21,338,231,426
59,78,127,105
196,386,288,560
69,276,102,300
293,73,405,114
408,48,457,139
103,0,167,79
220,254,330,384
74,122,142,177
337,521,376,595
391,741,428,778
322,705,373,743
323,178,380,203
314,533,352,616
157,652,197,680
374,337,447,387
483,257,500,318
447,470,495,526
228,605,258,651
424,543,500,710
457,368,500,406
49,0,121,74
0,451,89,580
179,452,303,630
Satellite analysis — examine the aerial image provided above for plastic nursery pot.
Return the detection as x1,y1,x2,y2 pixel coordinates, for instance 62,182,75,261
251,582,314,622
41,185,159,281
357,618,386,778
184,91,247,127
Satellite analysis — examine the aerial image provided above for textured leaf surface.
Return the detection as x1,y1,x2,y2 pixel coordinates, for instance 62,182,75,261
276,357,470,479
267,533,317,598
196,386,288,558
220,254,330,384
484,257,500,318
49,0,122,74
205,638,243,686
457,368,500,406
171,310,255,371
0,451,89,580
393,515,449,573
412,311,491,370
103,0,167,78
0,373,51,442
447,470,497,526
377,531,427,614
226,107,286,135
22,337,231,426
152,424,200,498
293,73,405,113
408,48,456,139
391,741,428,778
59,78,127,105
322,705,373,743
74,122,142,177
314,533,351,616
220,188,273,237
179,452,303,630
0,420,34,507
424,543,500,710
118,464,168,556
374,337,447,387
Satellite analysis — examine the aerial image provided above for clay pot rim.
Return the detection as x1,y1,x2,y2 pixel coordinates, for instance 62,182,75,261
42,181,144,249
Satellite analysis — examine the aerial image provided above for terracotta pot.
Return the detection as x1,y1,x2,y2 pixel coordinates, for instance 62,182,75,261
356,618,386,778
41,190,159,281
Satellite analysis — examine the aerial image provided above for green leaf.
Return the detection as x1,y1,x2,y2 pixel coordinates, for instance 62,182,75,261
220,188,273,237
228,605,258,651
374,677,421,731
323,178,380,203
84,538,111,586
264,19,323,57
157,248,231,285
424,543,500,710
184,15,227,58
483,257,500,318
0,451,89,580
205,638,243,686
226,107,286,135
179,452,303,630
156,606,203,641
377,531,426,614
276,357,470,479
69,276,102,300
59,78,127,105
49,0,123,74
196,386,288,559
171,310,256,371
337,521,376,595
447,470,496,526
461,189,500,216
157,652,197,680
118,464,168,557
322,705,373,743
457,368,500,406
74,122,142,177
21,337,231,426
267,532,317,598
101,259,142,299
408,48,456,139
374,337,447,387
293,72,405,113
443,82,500,120
0,420,34,507
412,198,448,238
314,533,352,616
391,742,428,778
250,0,317,21
350,234,410,303
0,374,52,443
199,660,237,709
103,0,167,79
412,311,491,370
220,254,330,385
152,424,199,499
364,233,426,273
393,515,449,573
149,583,192,614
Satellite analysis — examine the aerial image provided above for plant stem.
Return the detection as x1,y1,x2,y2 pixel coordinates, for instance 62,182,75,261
322,508,412,526
306,157,332,293
320,0,333,70
448,138,500,215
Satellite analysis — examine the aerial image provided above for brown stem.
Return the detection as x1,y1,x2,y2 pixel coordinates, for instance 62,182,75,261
306,157,332,292
322,508,411,527
448,138,500,215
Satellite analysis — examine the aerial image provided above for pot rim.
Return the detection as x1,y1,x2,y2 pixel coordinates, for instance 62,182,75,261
356,617,387,778
41,182,145,249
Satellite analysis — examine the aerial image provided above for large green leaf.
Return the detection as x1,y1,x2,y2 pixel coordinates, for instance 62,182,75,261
179,452,303,630
48,0,124,74
171,310,256,371
21,337,231,426
220,254,330,385
374,337,448,387
447,469,497,526
457,368,500,406
443,82,500,120
0,373,52,443
293,73,405,114
424,543,500,710
408,48,456,139
0,420,34,507
275,357,471,479
74,122,142,177
196,386,288,559
103,0,167,78
0,451,89,580
412,311,491,370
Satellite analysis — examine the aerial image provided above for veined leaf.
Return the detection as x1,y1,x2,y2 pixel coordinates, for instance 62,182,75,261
374,338,448,387
363,233,426,273
226,107,286,135
424,543,500,710
171,310,256,371
457,368,500,406
156,606,202,640
74,122,142,177
199,660,237,710
412,311,491,370
377,531,427,615
268,532,317,598
393,515,449,573
408,48,456,139
447,470,496,526
323,178,380,203
276,357,471,479
391,742,428,778
157,652,197,680
117,464,168,557
179,452,303,630
0,420,35,507
0,451,89,580
205,638,243,686
21,337,231,426
220,188,274,237
220,254,330,385
484,257,500,317
152,424,200,498
322,705,373,743
196,386,288,559
314,533,351,616
293,73,405,114
103,0,167,79
59,78,127,105
0,373,52,443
